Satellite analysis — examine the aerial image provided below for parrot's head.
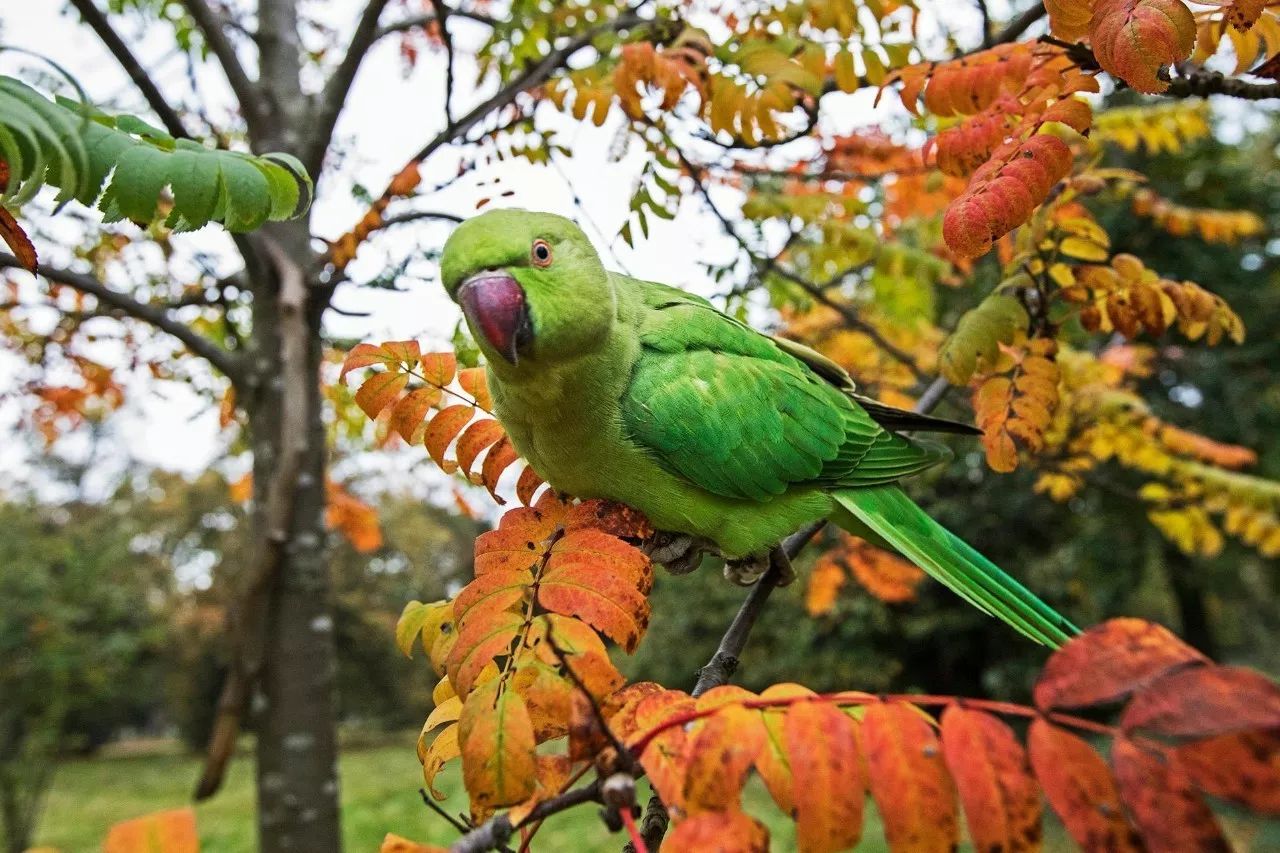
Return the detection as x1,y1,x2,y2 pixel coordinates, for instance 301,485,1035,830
440,209,612,370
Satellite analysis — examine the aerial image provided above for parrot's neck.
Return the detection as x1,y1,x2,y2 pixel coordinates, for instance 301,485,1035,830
484,282,642,498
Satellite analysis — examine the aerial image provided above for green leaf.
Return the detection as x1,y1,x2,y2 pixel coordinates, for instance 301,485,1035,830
0,74,312,233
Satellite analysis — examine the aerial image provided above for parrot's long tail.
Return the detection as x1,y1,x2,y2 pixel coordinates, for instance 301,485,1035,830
831,486,1078,647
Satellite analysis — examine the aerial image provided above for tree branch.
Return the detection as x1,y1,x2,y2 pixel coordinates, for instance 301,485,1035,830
308,0,395,176
374,8,499,41
406,9,646,166
0,253,243,383
991,2,1045,47
450,781,603,853
1162,68,1280,100
68,0,192,139
179,0,267,138
431,0,458,124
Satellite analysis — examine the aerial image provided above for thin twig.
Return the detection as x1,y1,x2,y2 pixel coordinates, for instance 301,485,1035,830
430,0,457,124
68,0,191,139
449,781,603,853
179,0,267,137
0,253,243,383
309,0,395,175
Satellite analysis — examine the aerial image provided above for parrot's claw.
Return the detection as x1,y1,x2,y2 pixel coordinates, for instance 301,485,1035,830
724,547,797,587
644,531,715,575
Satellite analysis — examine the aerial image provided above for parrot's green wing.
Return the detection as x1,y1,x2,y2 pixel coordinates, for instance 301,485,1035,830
619,279,946,502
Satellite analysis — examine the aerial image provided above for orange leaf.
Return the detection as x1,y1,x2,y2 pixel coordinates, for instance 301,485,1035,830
459,366,492,410
424,404,476,473
940,705,1041,853
354,369,409,419
1120,664,1280,738
805,553,846,616
419,351,458,387
1034,618,1207,711
455,418,506,479
446,610,522,696
846,539,925,604
459,678,537,810
390,387,442,442
536,613,626,700
341,343,397,379
326,481,384,553
661,810,769,852
218,385,236,428
0,207,37,273
538,529,653,652
380,834,447,853
631,690,697,810
863,701,958,851
481,436,519,500
228,472,252,504
1091,0,1197,93
783,699,864,853
1174,730,1280,814
104,808,198,853
682,704,766,813
453,567,531,631
1028,719,1141,851
753,684,816,815
1113,737,1228,851
516,465,544,505
511,660,574,742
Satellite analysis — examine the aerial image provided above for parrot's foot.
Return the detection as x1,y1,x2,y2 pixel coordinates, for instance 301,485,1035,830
724,547,798,587
643,531,717,575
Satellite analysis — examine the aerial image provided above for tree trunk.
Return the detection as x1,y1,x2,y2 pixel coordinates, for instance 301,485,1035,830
246,218,342,853
1164,543,1220,660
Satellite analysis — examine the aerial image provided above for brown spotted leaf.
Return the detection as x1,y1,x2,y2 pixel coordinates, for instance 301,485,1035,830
1028,719,1141,851
1113,737,1229,852
862,701,958,852
940,705,1042,852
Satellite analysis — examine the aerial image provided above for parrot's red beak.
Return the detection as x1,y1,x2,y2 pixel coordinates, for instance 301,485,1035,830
458,272,531,365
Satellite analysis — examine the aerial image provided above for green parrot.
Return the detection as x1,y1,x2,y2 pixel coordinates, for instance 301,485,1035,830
439,209,1077,646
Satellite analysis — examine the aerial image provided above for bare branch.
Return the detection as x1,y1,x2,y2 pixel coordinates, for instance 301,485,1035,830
69,0,192,139
308,0,396,176
0,253,243,382
374,8,500,41
378,209,465,229
179,0,267,137
992,2,1046,47
410,10,646,164
431,0,458,124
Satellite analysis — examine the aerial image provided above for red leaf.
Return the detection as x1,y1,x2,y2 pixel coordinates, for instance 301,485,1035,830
1091,0,1197,94
940,705,1042,852
862,702,958,852
1034,618,1207,711
1113,737,1229,852
0,207,37,273
661,810,768,852
783,699,864,853
1028,719,1141,851
1174,730,1280,814
1121,664,1280,738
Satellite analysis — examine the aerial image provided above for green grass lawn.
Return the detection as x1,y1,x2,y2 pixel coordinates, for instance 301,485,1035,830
33,739,837,852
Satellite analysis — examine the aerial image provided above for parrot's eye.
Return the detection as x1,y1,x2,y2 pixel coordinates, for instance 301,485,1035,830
531,239,553,267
